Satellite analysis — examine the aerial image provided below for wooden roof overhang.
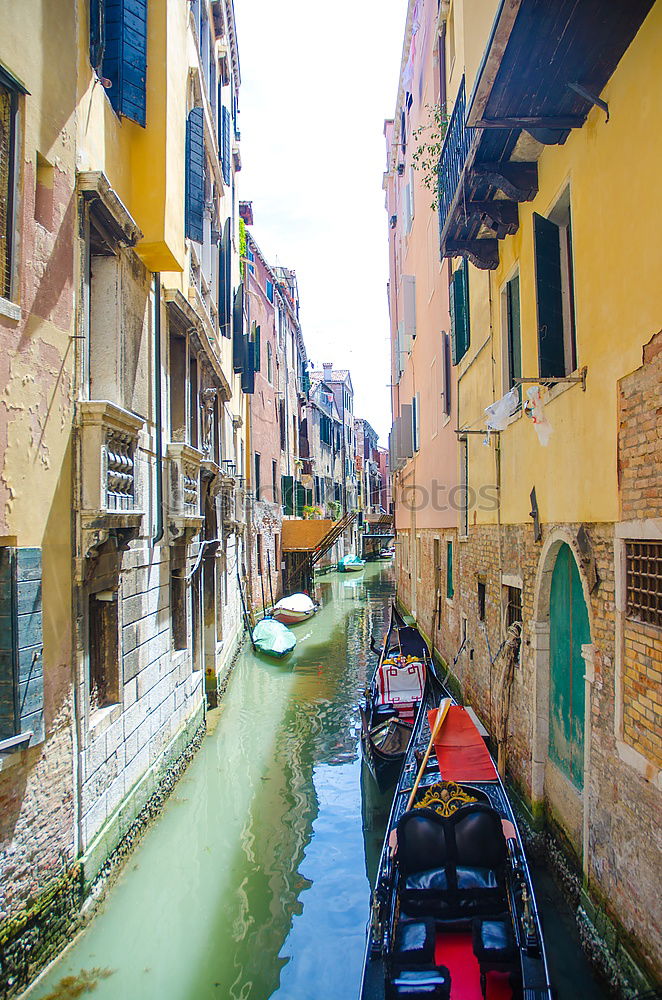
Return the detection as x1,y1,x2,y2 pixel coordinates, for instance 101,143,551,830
438,0,655,270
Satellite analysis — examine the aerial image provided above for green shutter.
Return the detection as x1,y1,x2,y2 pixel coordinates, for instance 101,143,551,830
232,283,244,372
446,541,454,599
306,488,313,507
506,274,522,401
254,325,261,372
449,263,469,365
281,475,294,515
218,219,231,337
295,482,306,517
533,213,565,378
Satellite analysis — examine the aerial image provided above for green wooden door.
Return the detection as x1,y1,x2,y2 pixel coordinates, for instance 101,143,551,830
549,543,589,788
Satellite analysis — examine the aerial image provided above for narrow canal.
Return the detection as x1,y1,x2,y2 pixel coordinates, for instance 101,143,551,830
28,562,606,1000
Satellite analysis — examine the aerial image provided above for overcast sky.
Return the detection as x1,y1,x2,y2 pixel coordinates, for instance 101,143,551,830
234,0,407,445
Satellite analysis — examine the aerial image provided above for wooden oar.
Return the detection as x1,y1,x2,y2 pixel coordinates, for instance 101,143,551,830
405,698,451,812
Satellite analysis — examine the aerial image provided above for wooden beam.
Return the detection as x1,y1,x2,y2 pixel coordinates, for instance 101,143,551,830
473,161,538,202
443,239,500,270
466,0,524,126
474,116,584,129
467,200,519,237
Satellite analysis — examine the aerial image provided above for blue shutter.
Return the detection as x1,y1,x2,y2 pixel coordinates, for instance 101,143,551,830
185,107,205,243
221,105,231,186
0,547,44,744
102,0,148,127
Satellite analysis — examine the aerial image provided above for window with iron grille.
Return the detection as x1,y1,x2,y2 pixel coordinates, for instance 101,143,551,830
626,541,662,628
0,73,19,301
504,585,522,664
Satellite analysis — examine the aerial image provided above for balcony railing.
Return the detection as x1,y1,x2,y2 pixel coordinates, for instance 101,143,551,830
437,76,473,241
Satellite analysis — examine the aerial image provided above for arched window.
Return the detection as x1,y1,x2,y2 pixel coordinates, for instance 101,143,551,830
267,341,273,384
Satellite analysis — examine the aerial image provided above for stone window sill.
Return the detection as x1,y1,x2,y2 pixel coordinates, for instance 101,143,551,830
0,296,21,323
89,703,121,737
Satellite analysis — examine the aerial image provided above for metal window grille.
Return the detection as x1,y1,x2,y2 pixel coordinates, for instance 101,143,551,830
0,82,16,299
626,541,662,628
505,585,522,663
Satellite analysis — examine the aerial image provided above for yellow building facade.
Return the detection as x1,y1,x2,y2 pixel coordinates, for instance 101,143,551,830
391,0,662,989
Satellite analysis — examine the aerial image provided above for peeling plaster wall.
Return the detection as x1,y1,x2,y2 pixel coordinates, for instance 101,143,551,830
0,0,77,923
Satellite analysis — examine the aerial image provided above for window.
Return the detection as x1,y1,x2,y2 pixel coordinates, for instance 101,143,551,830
412,393,420,452
254,452,261,500
533,188,577,378
449,260,470,364
504,585,522,663
89,590,119,711
0,69,23,302
626,541,662,628
267,341,273,383
272,460,278,504
266,279,274,303
478,581,486,621
171,575,187,650
503,272,521,400
440,331,452,417
446,540,454,599
90,0,148,127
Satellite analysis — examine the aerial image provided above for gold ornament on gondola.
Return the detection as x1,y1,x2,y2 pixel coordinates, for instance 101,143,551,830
414,780,477,817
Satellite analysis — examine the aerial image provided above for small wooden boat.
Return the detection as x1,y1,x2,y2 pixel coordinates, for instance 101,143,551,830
338,554,366,572
271,593,318,625
252,617,296,658
359,686,553,1000
360,605,438,791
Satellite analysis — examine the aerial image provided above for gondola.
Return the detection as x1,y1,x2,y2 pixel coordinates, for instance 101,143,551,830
359,684,553,1000
339,554,366,572
360,605,439,791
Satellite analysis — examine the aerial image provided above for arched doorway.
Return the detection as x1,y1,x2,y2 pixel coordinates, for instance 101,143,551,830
548,542,590,788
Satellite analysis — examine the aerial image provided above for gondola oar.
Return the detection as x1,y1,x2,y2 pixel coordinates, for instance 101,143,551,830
405,697,451,812
259,562,268,620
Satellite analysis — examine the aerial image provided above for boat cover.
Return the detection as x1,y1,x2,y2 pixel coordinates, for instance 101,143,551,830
338,555,365,569
253,618,296,657
377,654,425,708
274,593,316,614
427,706,498,782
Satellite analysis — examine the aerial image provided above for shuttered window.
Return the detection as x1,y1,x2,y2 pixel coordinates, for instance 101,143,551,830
505,272,522,398
94,0,148,127
185,107,205,243
0,547,44,745
221,105,231,186
440,331,451,416
449,260,470,365
218,218,231,336
232,282,244,372
446,541,454,599
533,213,565,378
281,475,294,515
0,72,20,301
295,482,307,517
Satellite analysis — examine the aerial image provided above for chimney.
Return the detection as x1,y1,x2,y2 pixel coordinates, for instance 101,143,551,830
323,362,333,376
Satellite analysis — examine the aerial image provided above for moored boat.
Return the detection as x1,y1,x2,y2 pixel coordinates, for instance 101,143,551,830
252,617,296,658
339,554,366,572
271,592,318,625
360,605,439,791
359,686,553,1000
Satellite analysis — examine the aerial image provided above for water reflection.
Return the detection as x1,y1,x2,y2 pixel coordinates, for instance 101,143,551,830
29,563,395,1000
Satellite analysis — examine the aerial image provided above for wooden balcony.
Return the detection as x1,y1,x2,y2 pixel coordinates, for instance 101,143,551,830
437,0,655,269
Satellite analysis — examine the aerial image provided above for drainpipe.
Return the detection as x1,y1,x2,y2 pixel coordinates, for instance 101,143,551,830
153,273,164,545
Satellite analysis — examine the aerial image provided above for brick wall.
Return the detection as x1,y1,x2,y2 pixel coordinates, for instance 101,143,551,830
618,329,662,522
622,622,662,769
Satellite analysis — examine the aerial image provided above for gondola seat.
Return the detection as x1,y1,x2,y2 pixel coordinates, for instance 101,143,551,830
397,805,507,919
387,966,451,998
393,918,436,965
472,915,519,997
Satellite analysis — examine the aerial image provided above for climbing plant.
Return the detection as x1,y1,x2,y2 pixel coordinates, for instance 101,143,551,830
411,104,449,211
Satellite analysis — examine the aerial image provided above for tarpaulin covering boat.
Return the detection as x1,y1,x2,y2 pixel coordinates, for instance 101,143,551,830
271,593,317,625
338,554,366,572
252,618,296,658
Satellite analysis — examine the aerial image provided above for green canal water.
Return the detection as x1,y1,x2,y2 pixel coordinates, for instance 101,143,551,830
28,561,606,1000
